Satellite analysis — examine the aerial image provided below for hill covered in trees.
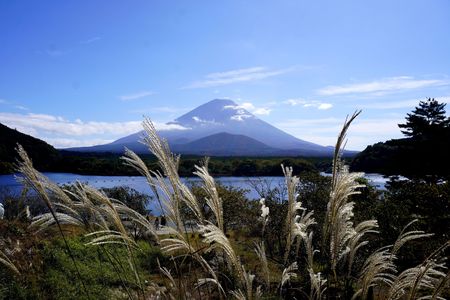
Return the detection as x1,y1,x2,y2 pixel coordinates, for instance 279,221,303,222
0,123,60,174
0,122,328,176
351,98,450,181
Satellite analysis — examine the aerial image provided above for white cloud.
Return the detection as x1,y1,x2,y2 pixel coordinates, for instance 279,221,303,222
183,66,292,89
224,101,272,116
318,103,333,110
14,105,28,111
230,114,253,121
318,76,450,96
0,112,188,148
253,108,271,115
360,96,450,109
44,138,115,148
275,116,405,150
192,116,222,126
119,90,155,101
283,98,333,110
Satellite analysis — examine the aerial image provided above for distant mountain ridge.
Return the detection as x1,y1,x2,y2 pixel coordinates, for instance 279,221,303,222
67,99,357,157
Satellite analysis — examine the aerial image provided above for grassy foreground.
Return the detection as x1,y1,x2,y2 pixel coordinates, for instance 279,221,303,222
1,113,449,299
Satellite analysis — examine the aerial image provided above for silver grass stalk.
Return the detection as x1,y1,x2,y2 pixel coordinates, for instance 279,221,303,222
198,223,244,283
309,270,327,300
15,145,91,299
280,262,298,292
254,241,270,287
391,219,434,256
121,148,168,217
230,289,247,300
282,164,300,264
430,269,450,300
0,246,20,275
193,158,223,230
323,111,365,278
141,119,184,231
140,118,205,230
242,265,256,300
347,220,379,276
195,278,226,297
387,261,447,300
352,248,397,300
387,241,449,300
160,226,220,294
81,186,143,290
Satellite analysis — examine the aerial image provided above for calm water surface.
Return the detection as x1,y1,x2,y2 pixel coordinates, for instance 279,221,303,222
0,172,396,214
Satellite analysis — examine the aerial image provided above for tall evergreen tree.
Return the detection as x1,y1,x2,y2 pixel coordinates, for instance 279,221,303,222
398,98,450,139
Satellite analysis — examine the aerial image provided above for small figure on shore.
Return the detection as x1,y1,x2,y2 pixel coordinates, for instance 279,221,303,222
160,215,167,227
154,217,160,230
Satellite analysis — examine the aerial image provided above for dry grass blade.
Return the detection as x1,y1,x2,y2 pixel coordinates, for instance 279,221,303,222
309,269,327,300
0,247,20,275
322,111,364,279
199,223,244,283
230,289,246,300
194,158,222,230
353,248,397,300
31,212,84,231
195,278,225,297
387,241,449,300
347,220,379,276
280,262,298,288
282,165,301,263
392,219,434,256
254,241,270,287
15,145,92,299
141,118,205,230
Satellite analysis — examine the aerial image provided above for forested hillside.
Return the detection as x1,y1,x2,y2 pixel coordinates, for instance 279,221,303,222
351,98,450,181
0,123,60,174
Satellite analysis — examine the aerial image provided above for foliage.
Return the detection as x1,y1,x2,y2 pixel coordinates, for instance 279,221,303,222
352,98,450,181
0,123,60,174
1,115,449,299
398,98,450,139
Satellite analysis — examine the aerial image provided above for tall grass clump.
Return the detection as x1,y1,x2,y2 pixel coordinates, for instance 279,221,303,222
0,113,448,299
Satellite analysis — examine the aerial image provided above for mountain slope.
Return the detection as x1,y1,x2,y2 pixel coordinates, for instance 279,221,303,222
172,132,279,156
67,99,342,156
0,123,60,173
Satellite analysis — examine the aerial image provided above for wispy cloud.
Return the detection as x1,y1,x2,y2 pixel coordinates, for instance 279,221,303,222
276,116,404,150
360,96,450,109
119,90,155,101
183,66,292,89
318,76,450,96
224,101,272,116
14,105,28,111
0,112,188,148
284,98,333,110
80,37,102,45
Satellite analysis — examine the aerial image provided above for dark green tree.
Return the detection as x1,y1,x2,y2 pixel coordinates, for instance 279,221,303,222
398,98,450,139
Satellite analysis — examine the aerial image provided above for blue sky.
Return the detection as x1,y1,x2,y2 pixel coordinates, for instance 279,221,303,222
1,0,450,150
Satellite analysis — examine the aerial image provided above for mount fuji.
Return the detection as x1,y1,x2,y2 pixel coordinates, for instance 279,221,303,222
67,99,352,156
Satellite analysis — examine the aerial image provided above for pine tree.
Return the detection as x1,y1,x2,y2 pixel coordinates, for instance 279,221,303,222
398,98,450,139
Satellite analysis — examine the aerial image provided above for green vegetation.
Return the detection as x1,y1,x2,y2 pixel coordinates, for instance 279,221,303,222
0,123,60,174
0,122,332,176
352,98,450,181
0,115,449,299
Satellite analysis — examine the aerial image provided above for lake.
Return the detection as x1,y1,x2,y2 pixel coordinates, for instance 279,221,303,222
0,172,395,215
